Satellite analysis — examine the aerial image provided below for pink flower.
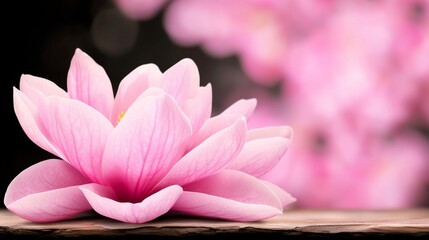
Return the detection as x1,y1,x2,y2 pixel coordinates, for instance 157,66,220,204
5,48,295,223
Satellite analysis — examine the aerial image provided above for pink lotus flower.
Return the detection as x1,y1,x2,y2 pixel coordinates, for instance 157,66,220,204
4,48,295,223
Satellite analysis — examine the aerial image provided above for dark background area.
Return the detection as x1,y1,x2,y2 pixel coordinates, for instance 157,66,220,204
2,0,256,208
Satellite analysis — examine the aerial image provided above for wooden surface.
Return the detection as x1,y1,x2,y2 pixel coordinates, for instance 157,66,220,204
1,208,429,239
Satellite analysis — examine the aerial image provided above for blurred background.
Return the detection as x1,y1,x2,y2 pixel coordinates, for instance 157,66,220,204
3,0,429,209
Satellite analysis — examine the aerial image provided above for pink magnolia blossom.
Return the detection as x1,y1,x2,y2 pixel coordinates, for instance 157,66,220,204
4,48,295,223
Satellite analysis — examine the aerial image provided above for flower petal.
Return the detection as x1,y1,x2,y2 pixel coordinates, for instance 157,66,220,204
80,184,183,223
190,113,244,148
261,180,296,209
161,58,200,104
4,159,91,222
19,74,69,98
172,170,282,221
226,137,292,177
246,126,293,142
67,48,114,118
42,96,114,183
155,117,247,190
173,192,282,222
181,84,212,134
13,88,60,156
219,98,257,119
103,93,192,202
111,63,163,124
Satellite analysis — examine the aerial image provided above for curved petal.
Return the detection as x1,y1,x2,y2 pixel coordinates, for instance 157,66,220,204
161,58,200,105
190,113,244,149
261,180,296,209
219,98,257,119
172,170,283,221
173,192,281,222
111,63,162,124
155,117,247,190
181,84,212,134
4,159,91,222
42,96,114,183
246,126,293,142
80,184,183,223
226,137,292,177
103,94,192,202
67,48,114,118
13,88,60,156
19,74,69,98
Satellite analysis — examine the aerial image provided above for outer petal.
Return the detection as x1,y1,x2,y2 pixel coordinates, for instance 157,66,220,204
13,88,60,156
231,126,293,176
219,98,257,119
4,159,92,222
226,137,292,177
246,126,293,142
42,96,114,183
189,113,244,149
261,180,296,209
19,74,69,98
160,58,200,105
80,184,183,223
103,94,192,202
172,170,282,221
67,48,114,118
181,84,212,134
110,63,163,124
155,117,247,190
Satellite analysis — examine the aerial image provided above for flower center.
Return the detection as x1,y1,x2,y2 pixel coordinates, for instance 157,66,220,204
117,111,126,125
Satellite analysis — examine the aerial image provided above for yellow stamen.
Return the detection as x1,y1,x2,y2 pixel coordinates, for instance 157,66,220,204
117,111,126,125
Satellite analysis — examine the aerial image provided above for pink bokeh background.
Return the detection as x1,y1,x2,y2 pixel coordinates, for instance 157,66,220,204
113,0,429,209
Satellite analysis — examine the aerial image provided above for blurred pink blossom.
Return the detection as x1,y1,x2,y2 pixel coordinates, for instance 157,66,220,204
282,3,417,135
114,0,169,20
163,0,337,85
259,110,429,209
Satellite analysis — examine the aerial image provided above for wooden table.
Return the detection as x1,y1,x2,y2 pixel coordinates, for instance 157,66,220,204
1,208,428,239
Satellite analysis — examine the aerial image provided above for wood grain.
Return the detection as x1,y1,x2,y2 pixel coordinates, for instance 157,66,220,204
1,208,428,239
